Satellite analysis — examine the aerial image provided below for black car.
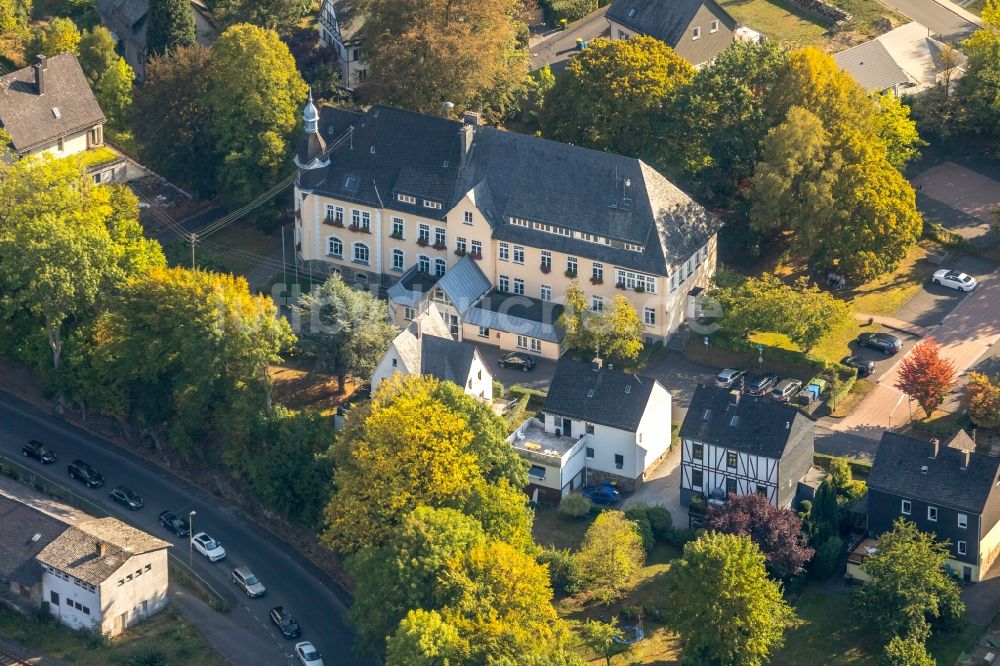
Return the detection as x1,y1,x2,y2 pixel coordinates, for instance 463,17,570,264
269,606,301,639
498,351,536,372
67,460,104,488
22,440,56,464
746,373,780,397
109,485,144,510
158,510,191,537
857,332,903,356
842,356,876,378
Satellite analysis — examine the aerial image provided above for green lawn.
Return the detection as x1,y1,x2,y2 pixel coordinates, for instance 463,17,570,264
717,0,830,46
774,586,978,666
0,605,224,666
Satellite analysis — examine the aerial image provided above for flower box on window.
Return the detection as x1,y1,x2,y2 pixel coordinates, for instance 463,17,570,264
471,252,483,260
634,285,646,293
590,276,603,285
455,249,466,256
349,224,370,234
540,264,551,274
389,231,403,240
416,237,429,247
616,281,627,290
432,243,447,251
329,219,345,228
565,270,577,278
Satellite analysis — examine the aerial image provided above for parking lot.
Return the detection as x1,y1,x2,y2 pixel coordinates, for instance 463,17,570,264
892,255,997,329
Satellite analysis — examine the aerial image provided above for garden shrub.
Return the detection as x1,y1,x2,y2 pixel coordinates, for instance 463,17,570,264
624,504,655,552
541,0,598,24
538,547,580,595
558,492,592,519
810,535,844,580
645,505,673,541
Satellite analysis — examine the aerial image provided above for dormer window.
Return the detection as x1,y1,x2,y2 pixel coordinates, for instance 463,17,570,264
424,200,442,209
397,194,416,204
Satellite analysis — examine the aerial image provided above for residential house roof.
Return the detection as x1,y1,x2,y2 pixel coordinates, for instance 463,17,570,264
420,334,480,387
868,430,1000,515
0,54,106,154
463,290,564,343
96,0,215,52
36,518,170,586
434,255,493,315
388,303,453,374
679,384,813,459
0,496,66,588
543,359,659,432
303,105,721,275
606,0,738,50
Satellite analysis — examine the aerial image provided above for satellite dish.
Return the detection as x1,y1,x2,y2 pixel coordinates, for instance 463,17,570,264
442,101,455,110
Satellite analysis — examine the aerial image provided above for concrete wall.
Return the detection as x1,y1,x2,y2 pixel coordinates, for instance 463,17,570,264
462,323,561,360
30,129,90,159
42,567,101,632
99,549,169,636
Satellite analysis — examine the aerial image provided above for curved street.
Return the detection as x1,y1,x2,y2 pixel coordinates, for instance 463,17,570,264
0,389,370,666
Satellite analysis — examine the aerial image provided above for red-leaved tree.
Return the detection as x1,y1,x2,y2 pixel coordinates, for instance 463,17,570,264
706,493,814,578
894,338,956,418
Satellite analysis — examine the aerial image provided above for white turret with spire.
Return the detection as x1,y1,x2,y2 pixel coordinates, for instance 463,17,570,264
295,86,329,170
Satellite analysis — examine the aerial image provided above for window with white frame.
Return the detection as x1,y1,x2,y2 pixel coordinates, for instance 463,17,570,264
670,273,677,292
710,19,718,32
353,243,370,263
686,258,693,277
464,211,473,224
541,251,551,270
928,506,938,521
392,249,404,271
499,275,509,292
391,217,404,238
404,306,414,320
695,246,703,266
592,262,603,281
418,255,431,273
540,285,551,301
567,257,578,275
958,540,967,555
693,26,701,39
327,237,343,258
616,269,656,293
456,237,467,254
959,513,968,529
531,338,541,352
517,335,528,349
471,240,482,257
397,193,416,204
423,200,442,209
499,242,509,261
644,307,656,326
592,295,604,312
513,245,524,264
513,278,524,295
434,227,446,246
417,224,429,243
434,258,446,276
478,326,490,338
326,205,344,222
901,499,911,515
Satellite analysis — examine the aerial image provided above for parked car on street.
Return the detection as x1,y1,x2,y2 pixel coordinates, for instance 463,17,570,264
158,510,191,537
746,373,779,397
498,351,536,372
857,332,903,356
842,356,876,378
270,606,301,639
294,641,324,666
232,566,266,597
67,460,104,488
192,532,227,562
583,482,621,506
22,440,56,464
770,379,802,403
109,485,144,510
714,368,746,389
933,269,978,292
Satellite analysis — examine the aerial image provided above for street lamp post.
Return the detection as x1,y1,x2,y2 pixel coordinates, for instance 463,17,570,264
188,510,197,567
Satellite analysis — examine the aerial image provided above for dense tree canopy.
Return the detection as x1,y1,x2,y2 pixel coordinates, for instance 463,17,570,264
558,282,644,361
965,372,1000,428
357,0,529,121
211,0,311,36
894,338,957,418
664,532,793,666
25,17,81,61
78,26,118,86
0,0,31,38
95,57,134,130
958,0,1000,141
706,492,814,577
541,36,693,157
572,510,646,603
146,0,196,56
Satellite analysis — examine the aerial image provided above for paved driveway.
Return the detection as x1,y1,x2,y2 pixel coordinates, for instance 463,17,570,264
913,162,1000,244
875,0,979,39
529,6,610,71
892,255,998,329
473,344,556,391
641,349,717,422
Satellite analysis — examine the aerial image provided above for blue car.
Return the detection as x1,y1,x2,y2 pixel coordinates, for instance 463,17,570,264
583,483,621,506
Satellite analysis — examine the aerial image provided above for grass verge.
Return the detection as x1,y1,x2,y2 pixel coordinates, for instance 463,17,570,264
829,378,875,417
716,0,830,46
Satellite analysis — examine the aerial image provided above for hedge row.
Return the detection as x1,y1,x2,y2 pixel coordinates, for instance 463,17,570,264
540,0,599,25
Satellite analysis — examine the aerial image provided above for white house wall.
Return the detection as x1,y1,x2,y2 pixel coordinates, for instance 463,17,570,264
544,414,640,479
100,549,169,636
680,438,780,505
463,352,493,401
370,344,410,393
42,569,100,631
636,383,672,472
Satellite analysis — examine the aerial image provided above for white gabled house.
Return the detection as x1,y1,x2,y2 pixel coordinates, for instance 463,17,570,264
508,358,671,502
370,303,494,401
679,384,815,509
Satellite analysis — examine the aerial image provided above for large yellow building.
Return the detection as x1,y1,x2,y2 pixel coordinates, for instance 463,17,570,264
293,99,722,359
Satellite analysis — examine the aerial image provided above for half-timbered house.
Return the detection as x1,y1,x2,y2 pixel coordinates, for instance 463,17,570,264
679,384,814,508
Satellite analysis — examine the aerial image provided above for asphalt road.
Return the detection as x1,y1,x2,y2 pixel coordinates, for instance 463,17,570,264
0,389,370,666
876,0,978,39
529,6,610,71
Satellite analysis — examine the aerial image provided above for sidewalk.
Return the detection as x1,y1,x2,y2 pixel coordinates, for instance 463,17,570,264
624,445,686,527
853,312,931,338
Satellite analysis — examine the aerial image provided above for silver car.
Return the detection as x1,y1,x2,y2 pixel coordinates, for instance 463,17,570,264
232,566,265,597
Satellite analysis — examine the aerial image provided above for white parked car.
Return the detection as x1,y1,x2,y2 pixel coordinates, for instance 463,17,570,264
295,641,324,666
933,269,978,292
191,532,227,562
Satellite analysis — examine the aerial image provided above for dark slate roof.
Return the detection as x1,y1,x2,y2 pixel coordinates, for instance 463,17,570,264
420,334,479,386
607,0,731,46
833,39,909,92
679,384,812,459
868,431,1000,514
96,0,149,50
0,496,66,587
303,105,721,274
543,359,659,432
0,54,106,154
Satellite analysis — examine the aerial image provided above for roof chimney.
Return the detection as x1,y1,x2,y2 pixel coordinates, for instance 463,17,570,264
460,124,474,166
33,55,47,96
930,438,940,458
462,111,481,126
97,541,106,557
961,449,971,471
415,319,422,339
728,390,740,409
592,357,603,372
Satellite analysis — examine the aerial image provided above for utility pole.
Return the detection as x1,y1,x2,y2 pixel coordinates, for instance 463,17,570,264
188,510,197,567
190,233,197,270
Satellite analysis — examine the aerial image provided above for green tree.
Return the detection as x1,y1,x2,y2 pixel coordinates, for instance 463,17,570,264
854,518,965,640
207,23,307,205
875,93,926,170
572,510,646,604
290,273,397,392
579,619,628,666
0,0,32,39
211,0,311,35
78,26,118,86
357,0,529,122
964,372,1000,428
25,17,81,61
348,506,487,656
713,273,851,350
557,280,600,357
95,57,134,130
958,2,1000,141
386,609,464,665
879,631,935,666
541,35,693,158
664,532,793,666
600,295,644,361
146,0,196,56
131,45,218,196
